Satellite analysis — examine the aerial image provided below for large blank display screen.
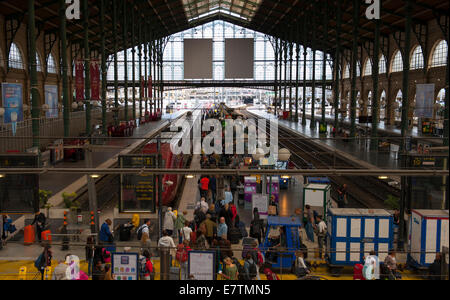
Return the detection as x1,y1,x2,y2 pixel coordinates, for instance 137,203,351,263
184,39,213,79
225,39,254,79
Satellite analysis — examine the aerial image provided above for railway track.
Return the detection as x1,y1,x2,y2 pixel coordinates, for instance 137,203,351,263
243,109,400,209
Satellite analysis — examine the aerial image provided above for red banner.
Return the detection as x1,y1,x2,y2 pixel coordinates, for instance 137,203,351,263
75,60,84,101
90,60,100,100
140,76,145,99
148,75,152,99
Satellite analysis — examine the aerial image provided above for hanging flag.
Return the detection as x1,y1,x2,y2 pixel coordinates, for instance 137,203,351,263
148,75,152,99
90,60,100,100
75,60,84,101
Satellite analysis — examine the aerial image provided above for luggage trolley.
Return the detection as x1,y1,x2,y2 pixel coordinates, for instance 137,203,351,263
262,216,304,271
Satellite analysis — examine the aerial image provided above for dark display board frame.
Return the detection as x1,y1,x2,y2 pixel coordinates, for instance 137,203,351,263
118,155,157,213
0,154,39,213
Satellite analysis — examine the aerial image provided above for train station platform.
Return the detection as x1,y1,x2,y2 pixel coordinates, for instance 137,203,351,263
248,108,402,170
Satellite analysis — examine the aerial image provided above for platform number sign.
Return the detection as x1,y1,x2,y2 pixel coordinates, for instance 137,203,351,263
118,155,157,213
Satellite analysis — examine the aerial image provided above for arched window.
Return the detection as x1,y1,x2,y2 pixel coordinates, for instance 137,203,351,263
47,54,57,74
35,52,42,72
8,43,24,69
394,90,403,121
363,59,372,76
380,90,387,121
391,51,403,73
410,46,424,69
356,61,361,77
379,55,387,74
343,64,350,79
430,40,448,68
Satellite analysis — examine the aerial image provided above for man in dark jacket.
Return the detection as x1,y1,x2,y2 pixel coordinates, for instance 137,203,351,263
219,204,233,230
429,252,443,280
31,211,47,243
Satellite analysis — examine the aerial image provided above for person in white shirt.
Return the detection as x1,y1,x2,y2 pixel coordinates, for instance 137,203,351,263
222,185,233,206
158,230,176,258
315,216,327,259
163,207,176,236
200,198,209,214
363,250,380,280
294,251,310,278
181,221,193,243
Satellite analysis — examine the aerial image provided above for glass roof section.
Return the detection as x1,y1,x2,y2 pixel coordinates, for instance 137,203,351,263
182,0,262,23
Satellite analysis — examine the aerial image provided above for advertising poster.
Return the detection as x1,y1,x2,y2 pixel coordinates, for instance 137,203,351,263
188,251,216,280
45,85,58,118
90,60,100,100
111,253,139,281
415,84,435,118
1,83,23,124
75,60,84,101
252,193,269,220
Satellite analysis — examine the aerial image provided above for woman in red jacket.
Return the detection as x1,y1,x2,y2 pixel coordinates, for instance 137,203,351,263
262,263,280,280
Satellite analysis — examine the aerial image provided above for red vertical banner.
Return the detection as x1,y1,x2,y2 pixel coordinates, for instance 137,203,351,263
75,60,84,100
140,76,145,99
90,60,100,100
148,75,152,99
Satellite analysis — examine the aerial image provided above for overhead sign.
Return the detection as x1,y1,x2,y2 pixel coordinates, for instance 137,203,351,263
119,155,157,213
252,193,269,220
188,251,216,280
1,83,23,132
111,253,139,281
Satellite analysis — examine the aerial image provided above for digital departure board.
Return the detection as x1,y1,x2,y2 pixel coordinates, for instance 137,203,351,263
119,155,157,213
0,154,39,213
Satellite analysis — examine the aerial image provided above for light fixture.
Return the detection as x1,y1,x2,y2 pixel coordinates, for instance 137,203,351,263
281,176,290,179
378,176,389,180
0,174,5,178
185,175,194,179
90,174,101,179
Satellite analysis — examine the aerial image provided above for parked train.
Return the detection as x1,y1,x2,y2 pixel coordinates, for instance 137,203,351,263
142,132,187,207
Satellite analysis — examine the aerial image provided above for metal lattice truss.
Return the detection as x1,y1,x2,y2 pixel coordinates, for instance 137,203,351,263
0,0,448,56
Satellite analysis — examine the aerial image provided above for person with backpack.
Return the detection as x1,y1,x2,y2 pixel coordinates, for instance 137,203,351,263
137,219,152,250
243,253,258,280
250,209,264,245
85,236,95,277
201,214,217,245
176,240,192,280
31,211,47,243
35,245,52,280
140,249,154,280
315,216,327,259
99,219,113,245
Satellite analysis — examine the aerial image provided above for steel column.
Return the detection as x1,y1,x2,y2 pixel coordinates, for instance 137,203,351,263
100,0,107,135
144,27,148,114
138,21,143,118
131,7,136,122
148,32,153,114
123,0,129,122
399,0,413,251
289,39,293,120
321,0,328,124
334,1,342,131
302,15,307,126
370,20,381,151
278,39,283,115
283,40,288,113
83,0,91,135
113,0,119,126
274,38,279,116
295,31,300,123
28,0,40,148
350,0,360,138
59,0,70,137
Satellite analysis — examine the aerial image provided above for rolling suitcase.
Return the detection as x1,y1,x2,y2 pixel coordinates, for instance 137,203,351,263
24,225,35,245
229,227,242,244
41,230,52,244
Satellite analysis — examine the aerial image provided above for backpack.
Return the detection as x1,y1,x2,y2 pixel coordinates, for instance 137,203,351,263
34,253,44,270
247,260,257,279
139,256,147,275
137,224,147,241
176,244,188,263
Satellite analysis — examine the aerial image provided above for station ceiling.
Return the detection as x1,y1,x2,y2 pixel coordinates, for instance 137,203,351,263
1,0,448,55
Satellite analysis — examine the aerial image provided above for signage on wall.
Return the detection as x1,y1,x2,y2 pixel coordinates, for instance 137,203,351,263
45,85,58,119
1,83,23,136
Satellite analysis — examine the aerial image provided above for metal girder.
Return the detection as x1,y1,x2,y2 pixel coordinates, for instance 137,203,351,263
44,30,57,73
5,13,25,72
412,21,428,70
